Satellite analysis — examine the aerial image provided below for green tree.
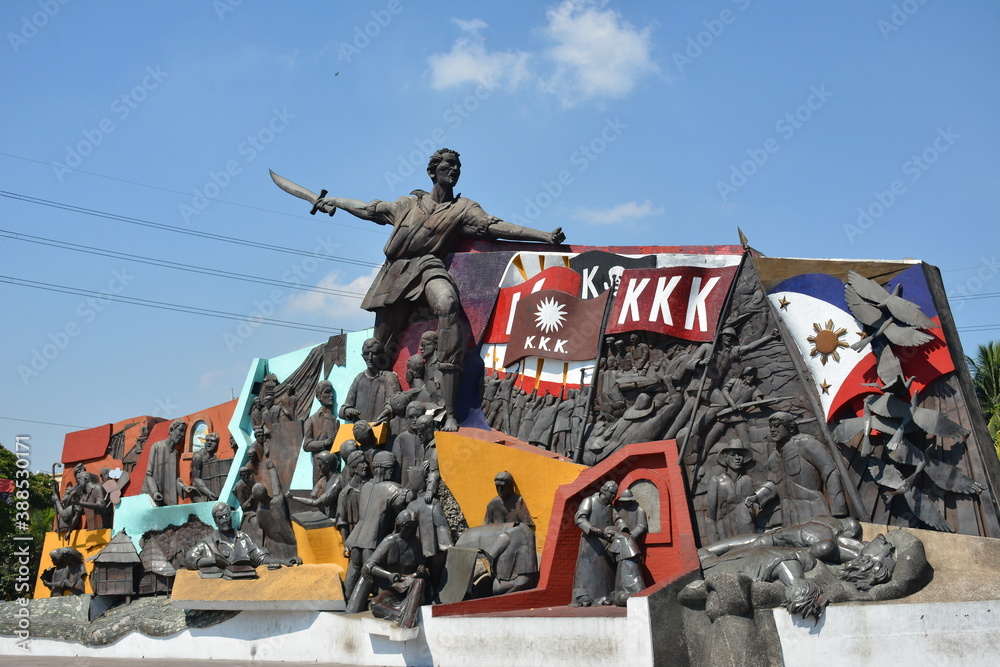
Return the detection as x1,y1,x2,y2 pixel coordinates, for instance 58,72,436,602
0,443,54,600
967,341,1000,457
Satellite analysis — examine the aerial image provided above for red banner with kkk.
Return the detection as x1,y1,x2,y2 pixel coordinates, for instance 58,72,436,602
605,265,739,341
502,289,609,367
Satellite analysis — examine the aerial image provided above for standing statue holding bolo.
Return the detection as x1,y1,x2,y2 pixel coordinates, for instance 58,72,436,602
274,149,565,431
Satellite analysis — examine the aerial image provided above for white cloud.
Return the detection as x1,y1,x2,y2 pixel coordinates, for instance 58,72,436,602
428,19,531,91
282,267,380,330
572,199,664,225
426,3,656,107
541,0,657,107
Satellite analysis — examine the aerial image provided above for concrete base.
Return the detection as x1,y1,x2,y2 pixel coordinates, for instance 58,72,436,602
0,595,656,666
775,600,1000,666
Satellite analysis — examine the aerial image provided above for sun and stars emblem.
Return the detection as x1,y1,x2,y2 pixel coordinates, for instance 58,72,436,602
806,319,850,398
533,297,567,333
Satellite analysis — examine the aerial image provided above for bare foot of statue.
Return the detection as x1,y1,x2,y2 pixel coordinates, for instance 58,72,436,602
442,416,459,432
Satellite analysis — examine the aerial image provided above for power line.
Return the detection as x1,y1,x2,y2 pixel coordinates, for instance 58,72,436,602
0,228,366,300
0,415,91,430
0,190,382,268
1,275,349,335
0,151,387,236
948,291,1000,301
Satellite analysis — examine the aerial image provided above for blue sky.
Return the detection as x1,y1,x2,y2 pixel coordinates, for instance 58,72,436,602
2,0,998,470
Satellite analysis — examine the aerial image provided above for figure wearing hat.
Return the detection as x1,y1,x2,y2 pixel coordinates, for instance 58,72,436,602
705,439,758,543
748,412,848,527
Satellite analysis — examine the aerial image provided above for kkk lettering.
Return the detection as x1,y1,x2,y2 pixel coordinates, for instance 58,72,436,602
606,266,738,340
482,266,582,344
569,250,656,300
503,290,609,367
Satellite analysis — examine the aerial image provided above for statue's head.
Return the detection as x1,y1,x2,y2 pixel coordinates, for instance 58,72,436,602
406,401,425,431
405,354,425,384
203,432,220,454
346,450,368,478
353,420,376,448
168,419,187,445
416,415,435,444
372,450,396,479
838,535,896,591
316,451,337,475
395,509,418,538
783,578,827,621
211,502,234,531
419,330,438,358
494,470,514,499
427,148,461,187
315,380,334,408
768,412,798,443
361,338,383,372
599,480,619,504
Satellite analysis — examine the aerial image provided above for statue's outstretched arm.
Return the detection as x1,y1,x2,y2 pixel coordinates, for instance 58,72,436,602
487,218,565,245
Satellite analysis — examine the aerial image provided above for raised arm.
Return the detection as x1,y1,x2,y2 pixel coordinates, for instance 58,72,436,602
486,217,565,245
314,196,397,223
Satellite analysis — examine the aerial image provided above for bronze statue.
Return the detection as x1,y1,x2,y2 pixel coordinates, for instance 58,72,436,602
142,419,195,507
748,412,848,526
288,148,564,432
391,402,429,484
404,465,453,587
570,480,618,607
41,547,87,595
350,510,429,627
343,450,413,607
337,450,370,557
483,471,533,527
302,380,340,483
705,439,757,544
188,502,298,577
250,460,299,561
339,338,402,424
191,432,225,502
288,451,340,518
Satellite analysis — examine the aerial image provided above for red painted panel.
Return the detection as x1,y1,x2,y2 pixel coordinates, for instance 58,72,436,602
433,439,699,617
61,423,112,465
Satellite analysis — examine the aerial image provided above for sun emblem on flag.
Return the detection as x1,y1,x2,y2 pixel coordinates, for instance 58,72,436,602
807,319,849,365
534,297,567,333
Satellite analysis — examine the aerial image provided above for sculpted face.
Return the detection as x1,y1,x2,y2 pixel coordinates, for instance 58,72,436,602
169,421,187,446
420,336,436,359
723,450,745,470
205,435,220,455
316,383,334,408
213,505,233,532
362,340,381,373
430,152,461,188
769,420,791,445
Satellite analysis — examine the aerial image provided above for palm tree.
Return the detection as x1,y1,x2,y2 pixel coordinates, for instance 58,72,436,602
967,341,1000,456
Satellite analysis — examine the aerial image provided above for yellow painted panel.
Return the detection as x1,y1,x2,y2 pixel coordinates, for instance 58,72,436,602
32,529,111,598
291,522,348,579
170,563,344,605
436,433,585,552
